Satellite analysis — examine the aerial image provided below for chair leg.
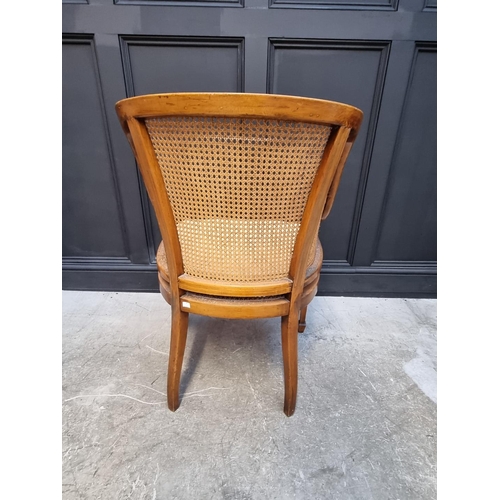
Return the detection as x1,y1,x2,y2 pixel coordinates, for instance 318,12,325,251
298,306,308,333
167,304,189,412
281,313,299,417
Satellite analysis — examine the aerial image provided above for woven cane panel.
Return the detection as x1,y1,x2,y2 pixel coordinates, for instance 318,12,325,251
146,116,331,282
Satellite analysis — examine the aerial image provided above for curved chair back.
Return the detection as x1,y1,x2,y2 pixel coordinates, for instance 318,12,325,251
116,93,362,294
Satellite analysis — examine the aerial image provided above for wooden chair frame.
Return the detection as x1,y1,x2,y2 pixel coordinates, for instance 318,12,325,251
115,93,362,416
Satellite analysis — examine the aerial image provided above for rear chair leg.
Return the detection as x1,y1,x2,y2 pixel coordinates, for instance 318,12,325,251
281,313,299,417
167,304,189,411
298,306,308,333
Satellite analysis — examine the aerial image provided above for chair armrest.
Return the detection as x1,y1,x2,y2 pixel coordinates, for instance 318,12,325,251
321,141,353,220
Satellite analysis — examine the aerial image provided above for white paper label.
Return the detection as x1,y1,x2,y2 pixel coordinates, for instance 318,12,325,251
182,301,190,309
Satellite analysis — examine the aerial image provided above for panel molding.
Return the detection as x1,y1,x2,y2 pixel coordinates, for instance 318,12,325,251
423,0,436,11
62,34,93,43
63,34,132,265
269,0,398,11
319,258,435,297
63,256,131,267
115,0,242,6
63,264,436,296
268,38,391,266
371,260,436,271
120,36,245,95
318,270,435,297
120,35,245,262
323,259,435,273
370,41,436,265
63,268,158,292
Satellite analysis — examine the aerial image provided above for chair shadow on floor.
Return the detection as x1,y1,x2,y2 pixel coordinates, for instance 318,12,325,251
176,314,318,403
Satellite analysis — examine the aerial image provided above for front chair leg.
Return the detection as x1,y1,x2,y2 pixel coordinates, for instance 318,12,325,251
167,304,189,411
281,313,299,417
298,306,308,333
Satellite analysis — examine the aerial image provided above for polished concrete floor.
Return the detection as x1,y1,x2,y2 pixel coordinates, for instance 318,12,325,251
62,292,437,500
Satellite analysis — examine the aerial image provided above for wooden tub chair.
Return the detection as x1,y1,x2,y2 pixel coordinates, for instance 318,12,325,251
115,93,363,416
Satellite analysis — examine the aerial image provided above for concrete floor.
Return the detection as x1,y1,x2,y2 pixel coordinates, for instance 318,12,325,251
62,292,437,500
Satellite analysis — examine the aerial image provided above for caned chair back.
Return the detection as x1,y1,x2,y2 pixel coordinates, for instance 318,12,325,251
116,93,362,293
